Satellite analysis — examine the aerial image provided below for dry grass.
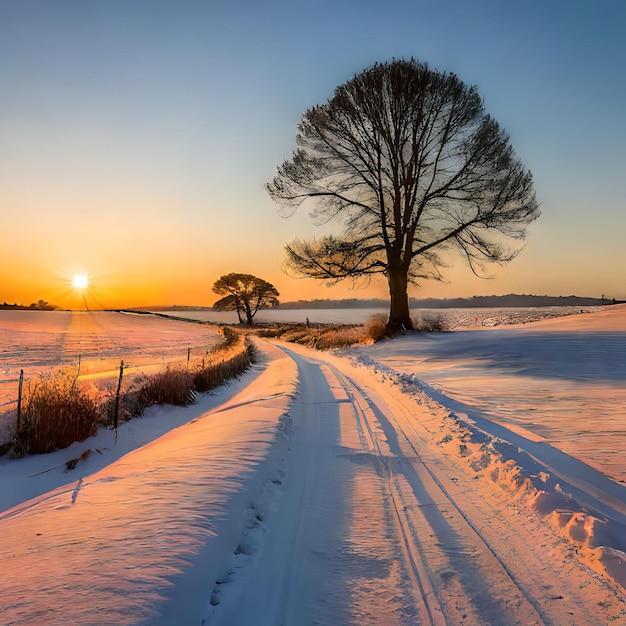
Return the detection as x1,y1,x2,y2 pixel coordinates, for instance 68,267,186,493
364,313,388,342
412,312,447,332
136,367,196,411
135,332,253,412
13,369,99,455
314,326,366,349
213,324,240,351
253,314,391,350
253,311,447,350
256,323,361,349
192,342,253,393
9,325,254,456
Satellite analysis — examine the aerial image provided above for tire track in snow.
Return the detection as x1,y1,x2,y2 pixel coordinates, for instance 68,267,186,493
207,347,419,625
329,357,625,625
330,365,545,625
334,365,447,625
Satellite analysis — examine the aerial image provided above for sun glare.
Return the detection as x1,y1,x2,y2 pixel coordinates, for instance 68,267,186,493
72,273,89,290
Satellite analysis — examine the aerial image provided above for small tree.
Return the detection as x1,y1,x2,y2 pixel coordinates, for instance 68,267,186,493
212,273,279,325
266,59,540,333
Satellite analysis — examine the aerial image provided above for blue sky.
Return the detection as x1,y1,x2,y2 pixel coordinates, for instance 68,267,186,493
1,0,625,307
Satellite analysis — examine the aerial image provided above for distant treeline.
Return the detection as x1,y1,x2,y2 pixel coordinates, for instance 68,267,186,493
411,294,613,308
278,294,613,309
1,300,58,311
279,298,388,309
128,294,622,312
132,305,215,312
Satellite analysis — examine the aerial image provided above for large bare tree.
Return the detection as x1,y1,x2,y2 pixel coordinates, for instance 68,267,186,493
212,273,279,325
266,59,540,332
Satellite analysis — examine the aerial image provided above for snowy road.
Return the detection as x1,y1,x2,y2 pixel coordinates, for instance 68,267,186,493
1,340,625,624
209,343,625,625
209,346,415,624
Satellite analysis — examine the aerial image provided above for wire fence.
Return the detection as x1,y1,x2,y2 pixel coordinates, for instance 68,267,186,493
0,341,220,409
1,332,253,455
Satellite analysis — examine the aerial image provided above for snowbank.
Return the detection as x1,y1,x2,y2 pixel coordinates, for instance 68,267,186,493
0,341,296,625
348,350,626,592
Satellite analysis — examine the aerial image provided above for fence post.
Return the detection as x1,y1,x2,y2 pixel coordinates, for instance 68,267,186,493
113,360,124,432
187,347,191,373
16,369,24,432
73,354,82,388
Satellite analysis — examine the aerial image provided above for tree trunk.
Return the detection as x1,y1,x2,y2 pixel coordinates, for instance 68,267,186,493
387,268,413,333
244,302,254,325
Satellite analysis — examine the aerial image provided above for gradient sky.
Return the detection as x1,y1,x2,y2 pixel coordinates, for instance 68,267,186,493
1,0,625,309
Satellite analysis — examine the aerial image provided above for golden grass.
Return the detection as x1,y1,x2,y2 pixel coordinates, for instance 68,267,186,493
136,367,196,410
253,314,391,349
192,343,253,393
14,369,99,455
135,332,253,411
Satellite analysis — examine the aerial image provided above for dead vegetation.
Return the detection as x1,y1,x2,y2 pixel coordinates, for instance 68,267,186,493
135,325,252,409
13,369,99,456
7,313,444,456
253,312,446,350
10,326,254,457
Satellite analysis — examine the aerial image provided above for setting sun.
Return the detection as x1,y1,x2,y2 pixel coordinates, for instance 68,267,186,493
72,273,89,290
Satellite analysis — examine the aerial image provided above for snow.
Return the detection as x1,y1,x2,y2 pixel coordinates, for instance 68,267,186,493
153,304,603,328
353,304,626,484
0,342,296,625
0,311,220,377
1,307,626,624
0,362,266,514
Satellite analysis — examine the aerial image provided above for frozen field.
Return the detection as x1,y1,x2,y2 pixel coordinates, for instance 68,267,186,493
154,304,602,328
1,306,625,623
0,310,220,406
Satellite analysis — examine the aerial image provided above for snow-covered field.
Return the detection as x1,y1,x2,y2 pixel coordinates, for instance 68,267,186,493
155,304,602,328
1,306,625,624
354,304,626,485
0,311,221,439
0,310,220,383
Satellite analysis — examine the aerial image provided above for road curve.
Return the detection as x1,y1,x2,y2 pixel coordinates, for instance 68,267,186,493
209,342,625,625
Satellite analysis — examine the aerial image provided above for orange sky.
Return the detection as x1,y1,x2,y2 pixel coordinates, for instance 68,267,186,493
1,187,622,310
2,2,625,310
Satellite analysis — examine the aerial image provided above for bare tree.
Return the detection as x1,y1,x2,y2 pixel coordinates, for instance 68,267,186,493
267,59,540,333
212,273,279,325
